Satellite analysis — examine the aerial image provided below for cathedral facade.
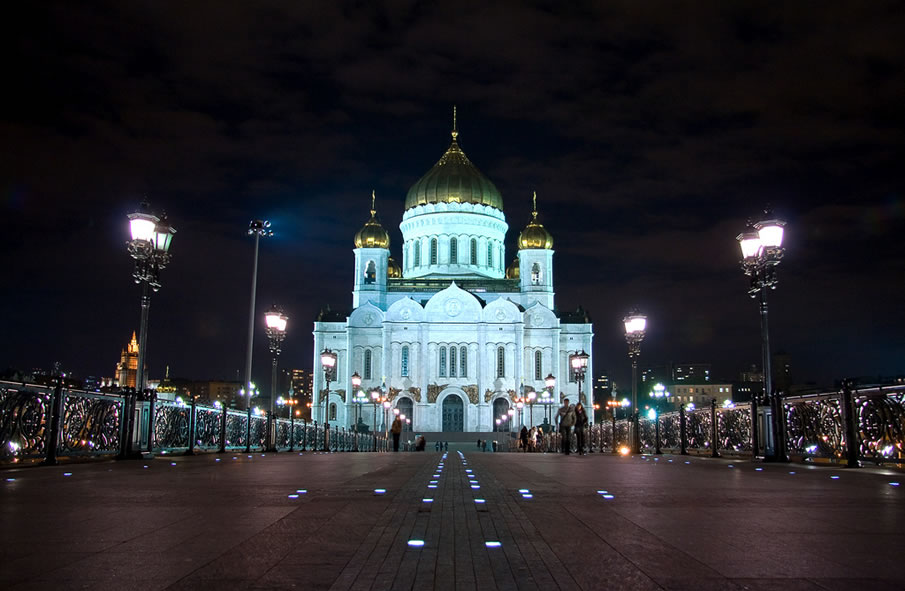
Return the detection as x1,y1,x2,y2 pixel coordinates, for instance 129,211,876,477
313,124,593,433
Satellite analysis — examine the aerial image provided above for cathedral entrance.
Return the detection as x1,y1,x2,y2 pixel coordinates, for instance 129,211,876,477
441,395,464,432
397,397,413,432
492,398,510,432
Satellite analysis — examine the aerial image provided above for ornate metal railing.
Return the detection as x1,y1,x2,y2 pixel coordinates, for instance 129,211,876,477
2,380,900,464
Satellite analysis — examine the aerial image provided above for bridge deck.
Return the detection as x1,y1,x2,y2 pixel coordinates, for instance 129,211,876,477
1,450,903,590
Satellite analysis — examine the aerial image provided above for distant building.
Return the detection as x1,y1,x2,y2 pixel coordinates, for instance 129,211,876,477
114,332,139,389
593,373,612,407
740,364,763,383
668,383,734,409
672,363,711,383
641,365,671,385
193,381,242,406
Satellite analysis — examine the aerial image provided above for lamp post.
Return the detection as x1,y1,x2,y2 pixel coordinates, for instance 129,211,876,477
320,349,337,451
280,389,298,451
737,211,787,462
650,383,670,454
543,374,556,426
606,398,620,453
241,220,272,453
242,383,259,452
624,311,647,455
527,390,536,426
123,203,175,459
263,306,288,452
350,372,362,451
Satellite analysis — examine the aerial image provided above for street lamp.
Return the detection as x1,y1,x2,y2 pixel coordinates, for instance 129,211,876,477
241,383,259,452
123,203,175,459
350,372,362,447
263,305,288,452
543,374,556,426
624,311,647,455
240,219,271,454
527,390,536,426
650,383,670,454
737,211,788,462
320,348,337,451
383,400,391,438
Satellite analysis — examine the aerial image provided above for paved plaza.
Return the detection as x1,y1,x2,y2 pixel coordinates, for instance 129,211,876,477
1,449,903,590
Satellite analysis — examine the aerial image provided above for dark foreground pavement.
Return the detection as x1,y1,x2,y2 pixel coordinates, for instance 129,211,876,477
1,450,903,590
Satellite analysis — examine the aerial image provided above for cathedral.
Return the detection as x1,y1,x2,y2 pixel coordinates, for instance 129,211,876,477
313,120,593,434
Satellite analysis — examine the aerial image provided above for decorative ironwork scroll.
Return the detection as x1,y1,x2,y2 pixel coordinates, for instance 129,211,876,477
60,392,122,455
0,386,50,461
195,406,222,450
154,402,190,450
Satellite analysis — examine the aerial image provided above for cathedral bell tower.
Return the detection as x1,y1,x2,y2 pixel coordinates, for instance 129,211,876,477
517,192,555,309
353,191,390,309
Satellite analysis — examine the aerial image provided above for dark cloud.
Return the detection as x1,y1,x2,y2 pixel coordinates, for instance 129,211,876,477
1,1,903,389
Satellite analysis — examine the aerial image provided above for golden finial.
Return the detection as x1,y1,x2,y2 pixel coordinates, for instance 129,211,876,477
370,190,376,215
532,191,538,219
451,105,458,141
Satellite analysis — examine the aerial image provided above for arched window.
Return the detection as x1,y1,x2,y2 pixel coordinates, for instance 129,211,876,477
430,238,438,265
497,346,505,378
531,263,541,285
535,350,543,381
487,243,493,267
414,240,421,266
450,237,458,264
470,238,477,264
439,346,447,377
401,346,409,377
364,260,376,284
364,349,372,380
460,346,467,378
449,346,457,377
329,403,337,421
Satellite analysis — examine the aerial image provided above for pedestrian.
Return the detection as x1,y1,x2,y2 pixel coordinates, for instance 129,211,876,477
416,435,426,451
520,426,529,452
391,416,402,452
574,402,588,454
556,398,575,454
482,439,487,452
436,441,440,451
444,441,448,451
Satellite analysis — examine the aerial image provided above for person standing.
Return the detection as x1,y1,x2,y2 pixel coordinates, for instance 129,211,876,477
556,398,575,455
574,402,589,454
391,416,402,452
520,425,529,452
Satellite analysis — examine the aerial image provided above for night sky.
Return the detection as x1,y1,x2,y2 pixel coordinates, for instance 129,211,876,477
2,2,903,391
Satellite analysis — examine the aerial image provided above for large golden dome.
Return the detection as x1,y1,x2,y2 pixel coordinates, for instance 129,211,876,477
518,192,553,250
404,125,503,212
354,191,390,249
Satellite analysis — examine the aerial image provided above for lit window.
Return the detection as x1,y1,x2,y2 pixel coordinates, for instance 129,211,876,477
401,346,409,377
414,241,421,266
439,347,447,377
460,347,467,378
470,238,477,264
535,350,542,381
487,243,493,267
497,346,505,378
430,239,438,265
450,238,457,264
449,346,457,377
364,350,372,380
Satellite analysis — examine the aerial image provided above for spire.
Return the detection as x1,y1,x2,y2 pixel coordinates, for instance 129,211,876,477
532,191,538,220
371,190,377,215
451,105,458,141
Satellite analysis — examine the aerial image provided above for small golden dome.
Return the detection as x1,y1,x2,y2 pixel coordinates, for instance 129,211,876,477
518,192,553,250
505,257,520,279
387,257,402,278
354,191,390,249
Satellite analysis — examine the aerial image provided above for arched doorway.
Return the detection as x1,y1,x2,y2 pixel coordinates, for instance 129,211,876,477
396,397,413,432
442,395,464,432
493,398,509,432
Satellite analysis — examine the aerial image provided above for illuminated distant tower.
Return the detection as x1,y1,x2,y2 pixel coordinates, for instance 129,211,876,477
115,332,140,388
